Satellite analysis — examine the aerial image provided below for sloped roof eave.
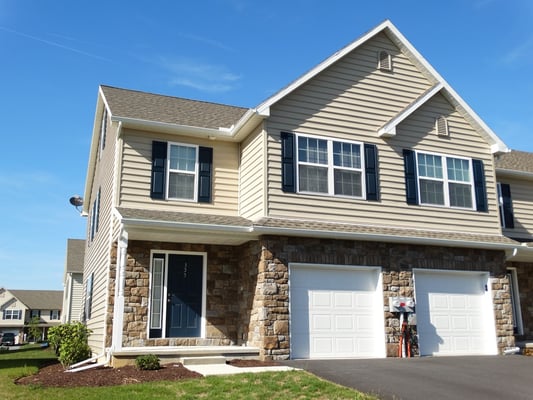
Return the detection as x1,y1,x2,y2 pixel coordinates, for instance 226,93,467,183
252,224,518,252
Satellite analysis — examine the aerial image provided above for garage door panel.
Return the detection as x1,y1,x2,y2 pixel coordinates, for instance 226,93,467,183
334,292,354,307
311,292,332,307
335,315,354,330
415,270,496,356
290,265,384,359
312,314,332,330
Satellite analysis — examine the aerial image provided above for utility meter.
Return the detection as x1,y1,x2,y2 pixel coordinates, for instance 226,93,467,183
389,296,415,312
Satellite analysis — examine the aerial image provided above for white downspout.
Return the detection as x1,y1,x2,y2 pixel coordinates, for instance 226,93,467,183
111,227,128,351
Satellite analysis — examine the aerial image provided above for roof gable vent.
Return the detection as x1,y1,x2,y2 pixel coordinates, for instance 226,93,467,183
435,116,449,136
378,50,392,71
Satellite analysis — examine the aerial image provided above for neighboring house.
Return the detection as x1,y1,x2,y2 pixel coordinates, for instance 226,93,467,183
79,19,533,366
61,238,85,323
0,288,62,342
494,150,533,341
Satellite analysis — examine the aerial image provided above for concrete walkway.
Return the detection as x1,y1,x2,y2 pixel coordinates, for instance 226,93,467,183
282,356,533,400
185,363,295,376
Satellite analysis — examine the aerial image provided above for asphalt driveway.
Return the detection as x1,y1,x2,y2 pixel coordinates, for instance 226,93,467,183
282,356,533,400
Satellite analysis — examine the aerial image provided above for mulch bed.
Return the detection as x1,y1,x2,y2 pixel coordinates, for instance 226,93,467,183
15,359,281,388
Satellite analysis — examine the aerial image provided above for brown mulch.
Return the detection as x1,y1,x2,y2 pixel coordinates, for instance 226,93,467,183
15,359,281,388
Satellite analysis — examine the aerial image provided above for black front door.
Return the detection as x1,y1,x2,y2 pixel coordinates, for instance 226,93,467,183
166,254,203,337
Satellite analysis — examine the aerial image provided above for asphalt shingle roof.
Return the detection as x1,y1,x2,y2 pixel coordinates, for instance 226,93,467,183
115,208,516,247
101,85,249,130
495,150,533,174
65,239,85,273
9,290,63,310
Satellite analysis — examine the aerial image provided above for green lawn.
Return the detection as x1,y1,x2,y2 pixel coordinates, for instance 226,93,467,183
0,346,377,399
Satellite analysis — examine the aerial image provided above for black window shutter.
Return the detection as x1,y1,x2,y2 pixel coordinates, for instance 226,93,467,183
281,132,296,193
198,146,213,203
403,149,418,205
472,159,488,212
364,144,379,201
500,183,515,228
151,141,167,199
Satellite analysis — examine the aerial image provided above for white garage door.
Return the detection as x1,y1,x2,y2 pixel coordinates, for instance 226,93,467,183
414,270,497,356
289,264,385,359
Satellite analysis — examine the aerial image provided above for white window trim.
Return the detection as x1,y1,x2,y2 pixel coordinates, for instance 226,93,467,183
147,250,207,339
166,142,199,202
415,150,475,210
295,133,366,199
3,309,21,320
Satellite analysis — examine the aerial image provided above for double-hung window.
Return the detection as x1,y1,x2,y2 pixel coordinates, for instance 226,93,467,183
151,140,213,203
297,135,364,198
167,143,198,201
417,152,474,209
3,309,21,320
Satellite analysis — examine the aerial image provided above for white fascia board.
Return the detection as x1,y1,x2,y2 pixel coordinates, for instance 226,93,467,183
113,109,265,142
378,83,444,137
112,116,231,138
252,225,518,252
120,217,253,235
496,168,533,180
222,109,266,141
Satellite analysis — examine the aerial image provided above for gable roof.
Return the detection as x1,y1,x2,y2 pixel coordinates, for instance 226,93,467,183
255,19,508,154
65,239,85,274
9,290,63,310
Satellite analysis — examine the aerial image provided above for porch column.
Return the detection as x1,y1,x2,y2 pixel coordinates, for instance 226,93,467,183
111,228,128,350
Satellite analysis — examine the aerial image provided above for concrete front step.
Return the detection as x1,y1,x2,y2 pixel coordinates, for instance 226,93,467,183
109,345,260,367
180,356,227,365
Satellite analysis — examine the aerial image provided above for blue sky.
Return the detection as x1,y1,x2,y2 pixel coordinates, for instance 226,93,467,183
0,0,532,290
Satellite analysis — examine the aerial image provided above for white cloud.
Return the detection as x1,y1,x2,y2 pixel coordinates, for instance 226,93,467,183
178,32,235,52
159,57,241,93
501,36,533,66
0,25,111,62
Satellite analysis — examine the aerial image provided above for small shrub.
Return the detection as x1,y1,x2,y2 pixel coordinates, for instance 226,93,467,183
135,354,160,370
48,322,92,368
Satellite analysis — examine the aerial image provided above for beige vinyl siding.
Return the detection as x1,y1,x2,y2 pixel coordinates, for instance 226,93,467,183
64,273,84,322
500,176,533,240
265,34,501,235
83,112,118,355
239,125,265,219
119,129,240,215
71,274,84,322
0,294,25,330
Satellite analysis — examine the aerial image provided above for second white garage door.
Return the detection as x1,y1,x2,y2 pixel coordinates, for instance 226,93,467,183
414,270,497,356
289,264,385,359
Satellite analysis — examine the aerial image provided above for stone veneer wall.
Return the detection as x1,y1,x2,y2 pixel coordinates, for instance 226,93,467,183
106,240,262,348
252,236,514,359
105,236,514,360
507,261,533,339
